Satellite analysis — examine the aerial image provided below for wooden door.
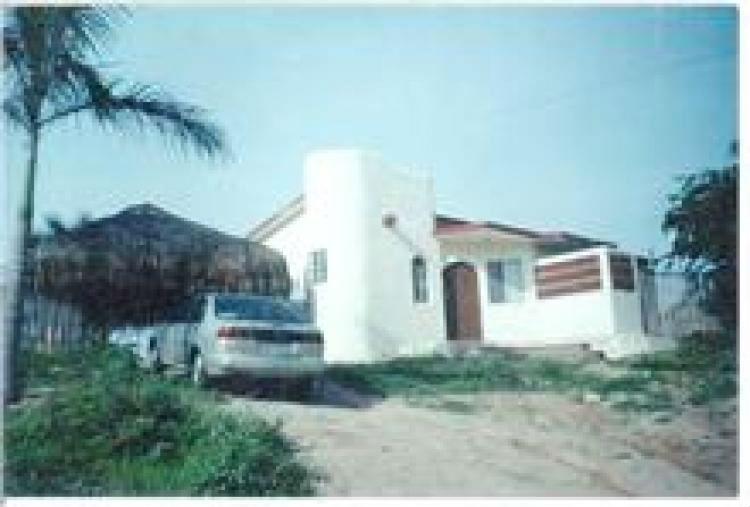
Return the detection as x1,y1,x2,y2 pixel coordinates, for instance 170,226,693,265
443,263,482,341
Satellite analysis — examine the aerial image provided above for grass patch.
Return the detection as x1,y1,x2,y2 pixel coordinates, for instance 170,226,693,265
328,332,737,413
5,347,317,496
328,352,535,398
329,350,636,399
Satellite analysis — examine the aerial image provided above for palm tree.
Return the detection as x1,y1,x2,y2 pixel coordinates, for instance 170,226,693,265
3,6,229,403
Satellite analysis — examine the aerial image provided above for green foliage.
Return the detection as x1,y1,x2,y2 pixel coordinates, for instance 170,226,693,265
626,332,735,372
662,143,737,327
624,332,737,406
5,347,316,496
184,415,316,496
21,346,134,387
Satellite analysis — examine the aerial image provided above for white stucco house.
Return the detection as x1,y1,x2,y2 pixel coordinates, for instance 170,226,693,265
249,149,679,362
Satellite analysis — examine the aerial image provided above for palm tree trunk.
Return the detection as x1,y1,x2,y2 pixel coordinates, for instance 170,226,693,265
6,127,40,405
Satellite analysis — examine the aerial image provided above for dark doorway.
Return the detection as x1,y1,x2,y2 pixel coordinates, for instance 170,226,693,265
443,262,482,341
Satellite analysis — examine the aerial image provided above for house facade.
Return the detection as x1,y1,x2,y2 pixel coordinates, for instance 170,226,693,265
249,149,677,362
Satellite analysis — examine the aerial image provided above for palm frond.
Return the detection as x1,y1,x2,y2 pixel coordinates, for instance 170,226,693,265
46,52,111,114
3,19,22,70
3,5,229,159
6,6,128,60
3,7,128,118
3,94,28,129
95,83,229,159
40,61,228,159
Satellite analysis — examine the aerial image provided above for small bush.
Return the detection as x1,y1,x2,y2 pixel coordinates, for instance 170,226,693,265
184,415,316,496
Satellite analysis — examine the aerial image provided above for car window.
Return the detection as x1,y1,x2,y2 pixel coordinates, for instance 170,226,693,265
215,296,311,323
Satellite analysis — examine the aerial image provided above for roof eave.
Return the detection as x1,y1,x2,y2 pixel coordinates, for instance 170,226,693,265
248,195,305,242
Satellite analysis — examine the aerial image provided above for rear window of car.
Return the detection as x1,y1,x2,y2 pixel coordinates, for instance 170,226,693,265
214,296,311,324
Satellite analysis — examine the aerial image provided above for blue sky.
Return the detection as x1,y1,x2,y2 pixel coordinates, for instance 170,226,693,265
4,5,738,260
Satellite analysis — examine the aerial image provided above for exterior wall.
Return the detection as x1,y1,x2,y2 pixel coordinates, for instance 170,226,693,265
439,243,660,351
263,212,308,301
440,239,538,344
531,247,618,344
364,154,446,360
440,244,619,346
303,149,445,363
611,256,644,335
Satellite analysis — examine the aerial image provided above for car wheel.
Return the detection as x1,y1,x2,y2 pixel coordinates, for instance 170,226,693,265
190,352,206,387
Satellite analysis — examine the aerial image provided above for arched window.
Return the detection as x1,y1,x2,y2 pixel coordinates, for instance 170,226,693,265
412,256,428,303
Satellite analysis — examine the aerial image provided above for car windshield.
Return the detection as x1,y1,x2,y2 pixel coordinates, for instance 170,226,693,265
214,296,311,324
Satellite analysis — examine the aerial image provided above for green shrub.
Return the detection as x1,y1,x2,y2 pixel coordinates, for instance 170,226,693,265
5,347,316,496
184,414,316,496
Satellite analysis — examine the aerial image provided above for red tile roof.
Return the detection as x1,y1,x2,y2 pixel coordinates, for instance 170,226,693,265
434,214,540,239
434,214,616,249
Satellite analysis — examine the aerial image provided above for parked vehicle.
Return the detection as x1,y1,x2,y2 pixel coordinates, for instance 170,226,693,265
108,293,324,392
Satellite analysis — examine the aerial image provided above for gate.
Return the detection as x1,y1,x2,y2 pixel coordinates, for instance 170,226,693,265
637,264,721,337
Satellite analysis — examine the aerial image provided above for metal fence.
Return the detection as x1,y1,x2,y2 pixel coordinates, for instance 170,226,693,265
21,293,99,351
638,268,722,338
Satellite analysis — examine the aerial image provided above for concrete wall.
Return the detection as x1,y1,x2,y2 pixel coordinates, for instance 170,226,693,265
303,149,444,362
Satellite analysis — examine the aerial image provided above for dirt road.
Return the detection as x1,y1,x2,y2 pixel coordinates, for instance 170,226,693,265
223,382,737,497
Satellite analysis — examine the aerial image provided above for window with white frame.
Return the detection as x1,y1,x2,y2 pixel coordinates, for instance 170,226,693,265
309,249,327,284
487,259,524,303
412,255,428,303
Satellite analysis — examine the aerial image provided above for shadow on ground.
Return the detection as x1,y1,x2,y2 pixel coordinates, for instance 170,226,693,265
210,375,381,409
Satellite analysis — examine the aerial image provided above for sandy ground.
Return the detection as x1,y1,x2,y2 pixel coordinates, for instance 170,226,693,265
222,381,737,497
